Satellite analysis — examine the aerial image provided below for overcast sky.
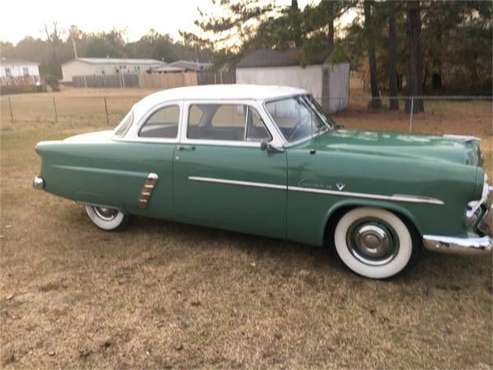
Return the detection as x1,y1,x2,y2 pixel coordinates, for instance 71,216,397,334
1,0,322,44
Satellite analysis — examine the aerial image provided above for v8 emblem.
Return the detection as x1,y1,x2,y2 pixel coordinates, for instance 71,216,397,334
336,183,345,191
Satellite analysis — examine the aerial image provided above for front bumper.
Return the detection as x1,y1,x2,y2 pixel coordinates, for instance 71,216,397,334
423,234,492,255
423,175,492,255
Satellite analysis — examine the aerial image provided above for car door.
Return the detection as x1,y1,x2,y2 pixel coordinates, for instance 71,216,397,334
114,102,182,220
173,100,287,239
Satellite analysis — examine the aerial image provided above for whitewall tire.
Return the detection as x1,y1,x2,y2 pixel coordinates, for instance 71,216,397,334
334,207,415,279
85,205,129,231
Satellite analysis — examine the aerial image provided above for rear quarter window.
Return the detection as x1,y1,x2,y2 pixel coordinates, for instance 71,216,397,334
114,111,134,137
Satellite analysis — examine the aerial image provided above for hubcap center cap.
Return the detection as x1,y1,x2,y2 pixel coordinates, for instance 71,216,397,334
362,234,382,249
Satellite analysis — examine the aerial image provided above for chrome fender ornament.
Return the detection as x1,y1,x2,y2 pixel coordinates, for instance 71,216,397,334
336,183,345,191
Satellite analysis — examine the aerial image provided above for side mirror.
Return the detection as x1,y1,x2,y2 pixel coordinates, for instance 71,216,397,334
260,140,284,153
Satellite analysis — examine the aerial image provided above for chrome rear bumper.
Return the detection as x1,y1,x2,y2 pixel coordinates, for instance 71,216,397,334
423,234,492,255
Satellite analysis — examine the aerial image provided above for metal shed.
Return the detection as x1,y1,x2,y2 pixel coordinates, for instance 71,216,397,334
236,48,350,113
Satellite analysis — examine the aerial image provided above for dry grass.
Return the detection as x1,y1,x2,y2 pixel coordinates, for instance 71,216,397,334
0,88,492,369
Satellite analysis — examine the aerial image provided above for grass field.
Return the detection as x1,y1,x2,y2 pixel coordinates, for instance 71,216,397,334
1,88,492,369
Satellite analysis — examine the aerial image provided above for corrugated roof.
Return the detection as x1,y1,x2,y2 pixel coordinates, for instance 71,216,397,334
151,65,186,73
237,48,330,68
0,57,39,66
71,58,165,65
169,60,212,71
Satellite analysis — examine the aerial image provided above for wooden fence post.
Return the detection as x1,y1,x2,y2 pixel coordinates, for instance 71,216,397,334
8,96,14,122
52,96,58,123
104,97,110,125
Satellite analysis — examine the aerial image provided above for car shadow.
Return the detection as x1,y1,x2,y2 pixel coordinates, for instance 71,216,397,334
126,215,491,284
65,204,491,286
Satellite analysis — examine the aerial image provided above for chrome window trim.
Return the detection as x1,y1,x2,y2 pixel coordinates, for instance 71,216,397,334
180,100,284,148
111,137,180,144
137,103,181,139
184,140,263,148
187,176,445,205
113,100,183,144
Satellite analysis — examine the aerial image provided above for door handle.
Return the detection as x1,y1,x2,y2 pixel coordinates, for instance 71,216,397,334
177,145,196,151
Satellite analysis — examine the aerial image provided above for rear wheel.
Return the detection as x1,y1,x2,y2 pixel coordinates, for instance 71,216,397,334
85,205,129,231
334,207,416,279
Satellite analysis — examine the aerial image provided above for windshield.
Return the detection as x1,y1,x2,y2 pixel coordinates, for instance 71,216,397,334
266,95,331,143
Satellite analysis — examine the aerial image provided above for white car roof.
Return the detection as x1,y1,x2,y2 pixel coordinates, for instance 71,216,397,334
132,84,307,117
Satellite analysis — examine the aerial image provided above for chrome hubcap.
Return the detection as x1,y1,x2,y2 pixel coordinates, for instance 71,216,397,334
92,206,119,221
347,219,399,266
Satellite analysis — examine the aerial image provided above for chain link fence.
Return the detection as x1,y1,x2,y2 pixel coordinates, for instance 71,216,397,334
1,92,492,136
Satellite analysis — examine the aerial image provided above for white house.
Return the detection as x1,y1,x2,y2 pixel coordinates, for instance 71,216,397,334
61,58,165,83
0,58,40,86
236,48,350,113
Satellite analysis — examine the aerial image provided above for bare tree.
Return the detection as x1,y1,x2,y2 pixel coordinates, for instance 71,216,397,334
43,22,63,78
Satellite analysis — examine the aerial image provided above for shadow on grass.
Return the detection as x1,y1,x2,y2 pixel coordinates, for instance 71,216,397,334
52,207,492,293
62,207,492,287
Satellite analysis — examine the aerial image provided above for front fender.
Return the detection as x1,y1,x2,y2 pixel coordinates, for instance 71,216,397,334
321,199,422,245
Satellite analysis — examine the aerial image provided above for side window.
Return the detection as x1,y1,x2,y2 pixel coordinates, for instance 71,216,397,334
187,104,270,142
114,111,134,137
139,105,180,139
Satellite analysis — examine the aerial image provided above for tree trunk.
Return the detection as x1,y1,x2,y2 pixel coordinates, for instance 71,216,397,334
422,63,428,92
388,1,399,110
405,1,424,113
328,1,335,47
431,29,442,91
289,0,303,47
364,0,382,110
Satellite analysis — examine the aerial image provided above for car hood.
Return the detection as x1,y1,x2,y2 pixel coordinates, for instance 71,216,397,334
301,129,482,166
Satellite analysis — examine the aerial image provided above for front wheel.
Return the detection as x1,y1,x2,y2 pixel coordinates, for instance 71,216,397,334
85,205,129,231
334,207,417,279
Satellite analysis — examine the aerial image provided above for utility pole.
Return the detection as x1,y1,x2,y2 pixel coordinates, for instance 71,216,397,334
71,37,78,58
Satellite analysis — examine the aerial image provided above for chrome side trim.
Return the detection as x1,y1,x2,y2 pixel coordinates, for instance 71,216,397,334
187,176,444,205
138,172,159,208
423,234,492,255
188,176,286,190
289,186,444,205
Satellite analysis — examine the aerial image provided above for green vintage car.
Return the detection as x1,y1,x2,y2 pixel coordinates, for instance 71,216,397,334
33,85,492,279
